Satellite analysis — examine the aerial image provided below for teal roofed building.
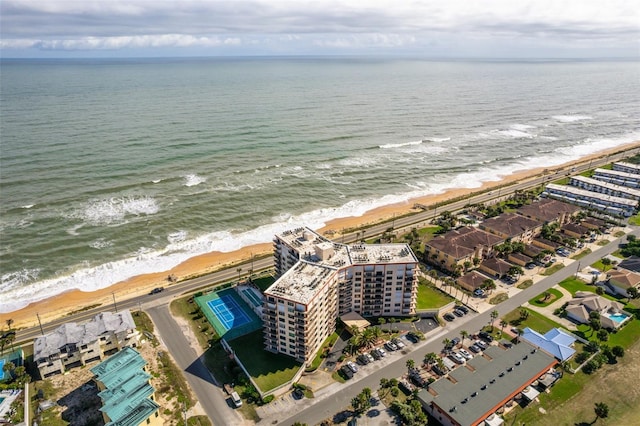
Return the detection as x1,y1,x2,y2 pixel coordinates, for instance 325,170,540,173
90,347,161,426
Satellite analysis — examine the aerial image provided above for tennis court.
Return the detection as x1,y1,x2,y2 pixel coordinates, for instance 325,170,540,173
195,288,263,341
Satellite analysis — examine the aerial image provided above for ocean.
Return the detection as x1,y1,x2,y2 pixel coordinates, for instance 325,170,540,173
1,57,639,313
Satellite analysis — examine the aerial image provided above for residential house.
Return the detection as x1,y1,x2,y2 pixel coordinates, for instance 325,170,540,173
616,256,640,273
565,291,629,329
570,175,640,201
520,328,576,362
543,183,638,217
580,217,608,231
532,237,562,252
479,213,542,244
456,271,490,293
605,269,640,298
424,227,503,273
612,161,640,175
517,198,580,226
478,258,512,279
560,223,590,239
34,310,139,378
523,244,544,259
507,252,532,267
91,347,161,426
592,168,640,188
416,342,557,426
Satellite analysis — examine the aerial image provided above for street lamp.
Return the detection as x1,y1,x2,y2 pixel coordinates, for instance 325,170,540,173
112,292,118,313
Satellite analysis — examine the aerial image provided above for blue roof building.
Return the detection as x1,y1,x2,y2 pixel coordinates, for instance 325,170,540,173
520,327,576,362
91,347,161,426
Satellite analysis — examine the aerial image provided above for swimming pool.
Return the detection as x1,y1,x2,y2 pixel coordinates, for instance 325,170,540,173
606,312,630,323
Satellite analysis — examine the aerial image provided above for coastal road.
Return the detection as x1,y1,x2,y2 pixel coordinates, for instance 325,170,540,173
12,145,635,345
146,304,243,426
272,227,639,426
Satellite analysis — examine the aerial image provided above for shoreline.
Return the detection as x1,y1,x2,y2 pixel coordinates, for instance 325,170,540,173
4,140,640,329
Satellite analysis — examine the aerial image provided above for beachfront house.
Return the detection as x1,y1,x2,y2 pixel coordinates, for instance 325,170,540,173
592,168,640,188
91,346,161,426
516,198,580,226
423,226,503,274
612,161,640,175
34,310,139,378
570,175,640,201
479,213,542,244
543,183,638,217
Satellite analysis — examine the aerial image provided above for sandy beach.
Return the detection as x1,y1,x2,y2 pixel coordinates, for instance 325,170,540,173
4,141,640,330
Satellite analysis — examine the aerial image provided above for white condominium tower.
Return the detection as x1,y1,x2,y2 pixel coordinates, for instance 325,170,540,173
264,227,418,364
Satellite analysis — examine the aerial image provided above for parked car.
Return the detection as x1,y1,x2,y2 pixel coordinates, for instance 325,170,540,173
475,339,488,349
451,337,461,346
377,347,387,357
453,309,464,317
469,343,482,353
384,341,398,351
371,349,382,360
478,331,494,342
474,288,484,297
347,361,359,373
392,338,405,349
406,333,419,343
340,365,354,379
457,305,469,314
149,287,164,295
459,349,473,360
444,313,456,321
357,354,370,365
526,263,536,269
449,352,465,364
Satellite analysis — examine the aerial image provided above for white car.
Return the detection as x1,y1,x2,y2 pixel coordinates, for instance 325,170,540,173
449,352,465,364
347,361,358,373
377,347,387,357
385,341,398,351
459,349,473,360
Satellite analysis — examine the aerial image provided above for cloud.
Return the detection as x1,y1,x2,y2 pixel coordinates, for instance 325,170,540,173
1,0,637,56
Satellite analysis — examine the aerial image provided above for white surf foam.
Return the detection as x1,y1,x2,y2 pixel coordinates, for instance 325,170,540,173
20,204,34,209
167,230,188,244
3,131,639,313
552,115,593,123
183,174,206,187
510,124,536,131
89,238,114,250
379,140,423,149
151,179,162,184
495,129,535,139
74,196,159,226
422,137,451,143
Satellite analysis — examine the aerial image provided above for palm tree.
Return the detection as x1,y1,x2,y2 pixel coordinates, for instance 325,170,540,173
442,338,451,351
424,352,439,366
500,320,508,332
406,359,415,372
594,402,609,423
490,310,499,332
236,267,242,283
460,330,469,346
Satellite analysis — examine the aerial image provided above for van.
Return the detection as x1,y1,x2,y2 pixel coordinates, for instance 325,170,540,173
230,391,243,408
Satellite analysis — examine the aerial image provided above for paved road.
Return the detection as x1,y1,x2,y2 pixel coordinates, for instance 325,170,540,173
271,228,639,426
147,304,245,426
12,147,633,345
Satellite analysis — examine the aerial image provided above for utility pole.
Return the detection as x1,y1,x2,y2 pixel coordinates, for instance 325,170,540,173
183,401,187,426
112,292,118,313
36,313,45,336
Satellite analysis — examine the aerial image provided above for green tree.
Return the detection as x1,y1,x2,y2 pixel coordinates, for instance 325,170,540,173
406,359,415,372
490,310,499,331
612,345,624,358
627,286,639,302
424,352,438,366
601,258,612,272
594,402,609,422
460,330,469,346
597,329,609,342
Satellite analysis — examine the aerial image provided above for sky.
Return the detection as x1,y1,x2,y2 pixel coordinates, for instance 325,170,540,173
1,0,638,58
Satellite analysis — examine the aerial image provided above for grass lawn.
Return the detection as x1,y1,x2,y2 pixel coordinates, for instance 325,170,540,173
417,226,442,241
597,239,611,246
541,264,564,276
306,331,339,372
252,275,275,292
517,279,534,290
228,330,302,393
416,280,454,309
558,277,620,302
629,213,640,226
528,288,564,307
571,248,592,260
489,292,508,305
502,307,564,333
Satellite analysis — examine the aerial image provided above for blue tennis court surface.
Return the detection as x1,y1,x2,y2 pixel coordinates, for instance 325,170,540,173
207,295,251,331
195,287,263,341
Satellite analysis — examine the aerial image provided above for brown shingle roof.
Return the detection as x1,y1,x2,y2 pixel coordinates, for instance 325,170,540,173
480,213,542,239
517,198,580,223
607,269,640,289
456,270,490,291
561,223,590,236
479,258,512,276
426,226,503,260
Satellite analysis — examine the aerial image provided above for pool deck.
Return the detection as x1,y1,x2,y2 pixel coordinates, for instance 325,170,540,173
0,389,22,420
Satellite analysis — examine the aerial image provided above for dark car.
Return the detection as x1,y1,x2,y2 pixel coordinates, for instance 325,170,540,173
149,287,164,295
478,331,494,342
453,308,465,317
371,349,382,360
444,313,455,322
340,365,354,379
406,333,419,343
357,354,370,365
457,305,469,314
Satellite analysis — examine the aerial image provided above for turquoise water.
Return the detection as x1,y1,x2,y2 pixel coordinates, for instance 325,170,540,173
1,58,639,312
607,312,630,323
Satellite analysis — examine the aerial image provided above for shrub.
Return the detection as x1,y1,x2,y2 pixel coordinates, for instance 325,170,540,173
390,387,400,397
262,395,274,404
612,345,624,358
575,352,589,364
